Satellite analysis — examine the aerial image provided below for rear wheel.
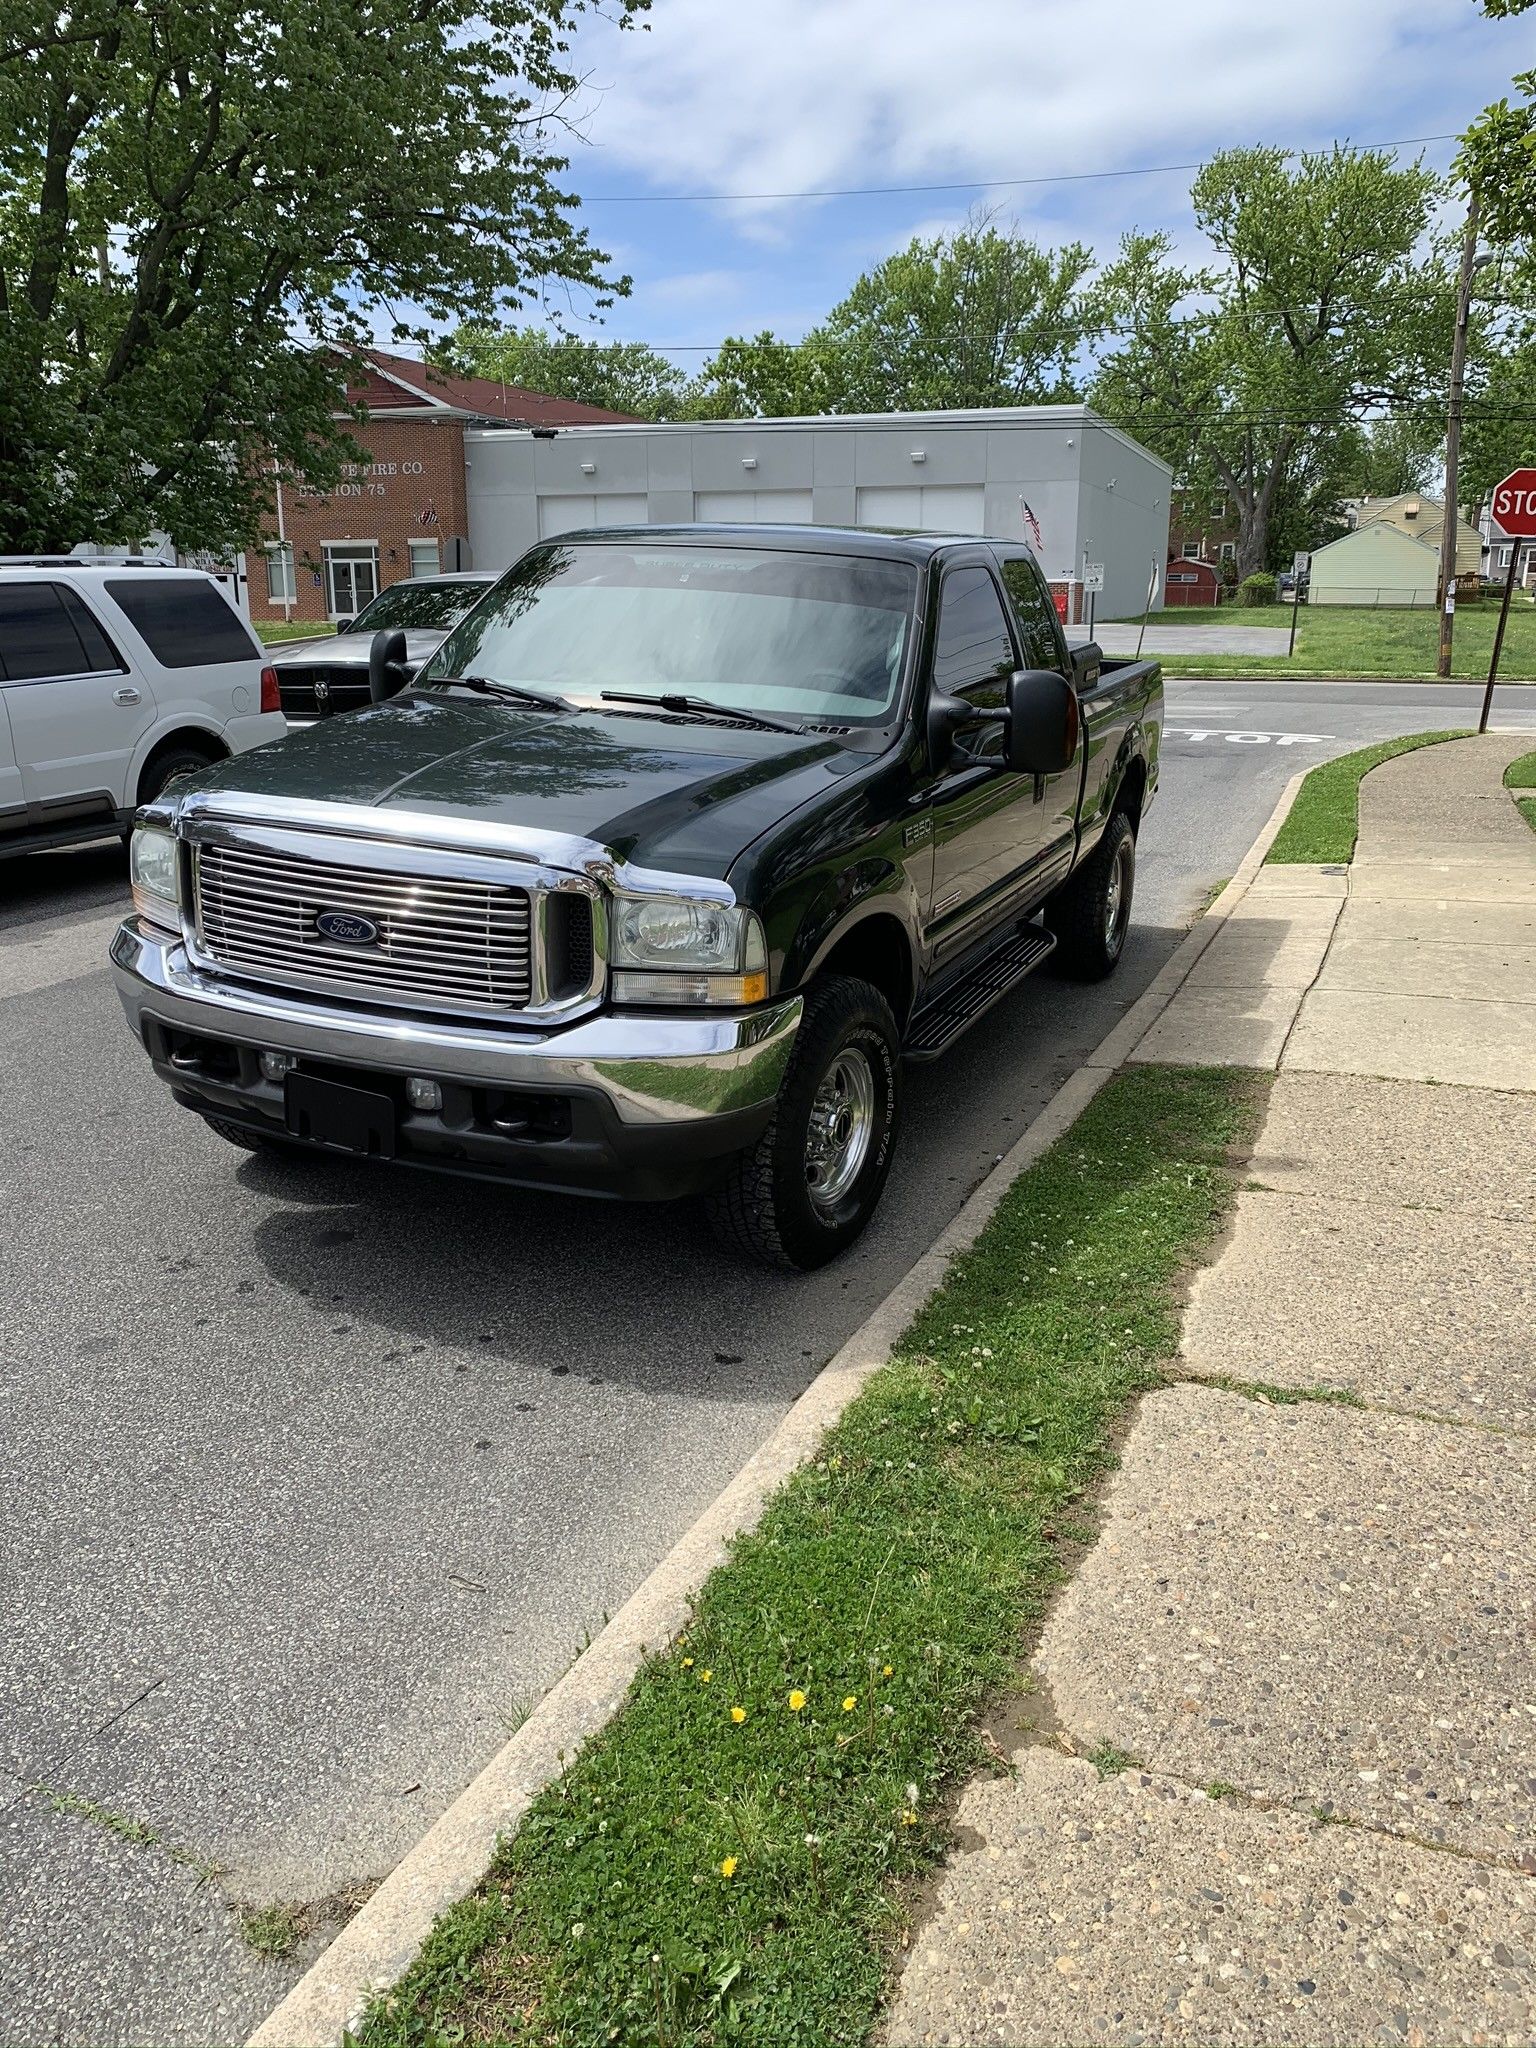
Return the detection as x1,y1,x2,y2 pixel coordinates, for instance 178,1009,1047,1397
706,975,901,1270
1048,810,1136,981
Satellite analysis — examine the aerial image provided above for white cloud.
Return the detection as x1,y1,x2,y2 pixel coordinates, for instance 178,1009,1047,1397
572,0,1508,217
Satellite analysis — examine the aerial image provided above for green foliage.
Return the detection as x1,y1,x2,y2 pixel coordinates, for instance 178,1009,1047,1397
1503,748,1536,787
1267,732,1467,863
1334,412,1443,499
439,324,691,420
240,1905,307,1961
1238,572,1277,606
359,1066,1265,2048
690,216,1097,418
0,0,646,552
1091,149,1453,579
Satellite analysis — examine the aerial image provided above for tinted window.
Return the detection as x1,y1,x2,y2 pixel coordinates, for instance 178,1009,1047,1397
0,583,96,681
999,557,1066,673
930,567,1015,698
422,545,919,727
351,579,490,633
58,587,126,672
105,577,259,668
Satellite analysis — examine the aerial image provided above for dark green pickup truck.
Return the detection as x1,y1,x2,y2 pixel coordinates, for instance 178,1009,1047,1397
112,526,1162,1267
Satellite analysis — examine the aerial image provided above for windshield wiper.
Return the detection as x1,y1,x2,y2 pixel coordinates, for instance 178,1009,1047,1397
599,690,804,735
431,675,573,711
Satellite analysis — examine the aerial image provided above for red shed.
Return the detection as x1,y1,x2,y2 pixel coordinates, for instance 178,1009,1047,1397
1163,556,1222,608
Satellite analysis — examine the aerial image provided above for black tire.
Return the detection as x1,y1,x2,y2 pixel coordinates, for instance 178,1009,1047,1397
139,745,217,809
1048,811,1136,981
706,975,901,1271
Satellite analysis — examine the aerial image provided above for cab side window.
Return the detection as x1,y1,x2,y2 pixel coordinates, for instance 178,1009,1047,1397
931,567,1015,704
999,557,1067,675
0,583,123,682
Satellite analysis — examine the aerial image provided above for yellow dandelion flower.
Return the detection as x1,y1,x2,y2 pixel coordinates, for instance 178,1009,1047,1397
730,1705,747,1724
901,1809,918,1826
681,1656,694,1669
788,1689,807,1712
720,1855,738,1879
842,1695,857,1713
700,1669,713,1684
882,1664,894,1678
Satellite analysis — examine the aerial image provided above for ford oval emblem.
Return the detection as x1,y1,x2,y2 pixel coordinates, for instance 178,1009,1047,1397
316,909,379,946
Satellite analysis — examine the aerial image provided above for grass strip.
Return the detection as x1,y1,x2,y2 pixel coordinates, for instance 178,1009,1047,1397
360,1064,1266,2048
1517,797,1536,837
1505,749,1536,790
1266,730,1467,865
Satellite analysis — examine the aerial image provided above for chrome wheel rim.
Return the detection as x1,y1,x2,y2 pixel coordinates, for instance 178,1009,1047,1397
1106,840,1132,951
805,1047,876,1213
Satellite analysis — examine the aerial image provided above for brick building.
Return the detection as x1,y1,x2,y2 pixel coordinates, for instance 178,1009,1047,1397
257,350,638,627
1167,481,1241,571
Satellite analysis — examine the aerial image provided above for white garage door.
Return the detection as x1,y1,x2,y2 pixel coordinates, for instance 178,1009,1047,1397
854,484,985,534
693,490,814,524
537,493,648,538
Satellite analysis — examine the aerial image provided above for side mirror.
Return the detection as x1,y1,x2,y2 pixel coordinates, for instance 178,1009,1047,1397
368,628,411,703
1005,668,1079,776
333,617,353,634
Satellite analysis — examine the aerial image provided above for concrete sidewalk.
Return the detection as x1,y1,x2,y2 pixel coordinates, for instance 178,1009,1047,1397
889,735,1536,2046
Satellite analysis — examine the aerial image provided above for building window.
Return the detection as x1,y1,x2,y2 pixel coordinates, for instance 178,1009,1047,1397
408,538,441,579
265,543,296,605
1219,541,1236,563
324,544,378,620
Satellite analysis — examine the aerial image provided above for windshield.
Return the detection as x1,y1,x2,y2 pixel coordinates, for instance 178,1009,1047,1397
417,543,919,726
350,580,489,633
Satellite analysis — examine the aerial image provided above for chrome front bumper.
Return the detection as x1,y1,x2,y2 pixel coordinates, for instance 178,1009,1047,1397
110,920,801,1131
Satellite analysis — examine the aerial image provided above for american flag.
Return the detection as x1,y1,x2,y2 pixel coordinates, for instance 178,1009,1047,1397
1019,497,1044,551
418,500,439,527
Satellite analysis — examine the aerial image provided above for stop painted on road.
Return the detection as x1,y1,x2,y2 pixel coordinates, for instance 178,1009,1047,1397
1166,728,1335,746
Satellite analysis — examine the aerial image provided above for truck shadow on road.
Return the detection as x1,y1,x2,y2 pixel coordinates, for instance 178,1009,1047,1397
235,923,1188,1403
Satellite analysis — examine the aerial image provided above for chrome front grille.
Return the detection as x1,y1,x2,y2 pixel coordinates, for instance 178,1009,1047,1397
194,839,534,1015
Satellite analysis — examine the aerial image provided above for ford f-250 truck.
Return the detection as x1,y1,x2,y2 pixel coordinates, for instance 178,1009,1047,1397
111,527,1162,1269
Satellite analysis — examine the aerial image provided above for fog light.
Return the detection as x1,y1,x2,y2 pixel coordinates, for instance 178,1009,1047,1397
259,1050,296,1082
406,1076,443,1112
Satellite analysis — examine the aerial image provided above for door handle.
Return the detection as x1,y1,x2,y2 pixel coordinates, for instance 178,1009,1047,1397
112,685,141,706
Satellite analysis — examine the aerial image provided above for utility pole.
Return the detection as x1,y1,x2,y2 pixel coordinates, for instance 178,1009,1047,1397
1438,189,1480,678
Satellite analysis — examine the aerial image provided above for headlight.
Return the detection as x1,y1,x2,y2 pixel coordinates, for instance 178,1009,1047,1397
129,823,180,933
609,894,768,1007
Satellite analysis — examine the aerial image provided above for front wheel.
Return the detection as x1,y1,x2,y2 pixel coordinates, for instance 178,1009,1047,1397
706,975,901,1270
1047,811,1136,981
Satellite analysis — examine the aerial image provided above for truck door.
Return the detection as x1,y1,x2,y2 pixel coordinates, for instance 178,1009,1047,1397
924,560,1060,967
0,581,149,829
0,689,23,842
996,552,1082,883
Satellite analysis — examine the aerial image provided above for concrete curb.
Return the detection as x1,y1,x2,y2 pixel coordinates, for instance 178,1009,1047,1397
246,768,1309,2048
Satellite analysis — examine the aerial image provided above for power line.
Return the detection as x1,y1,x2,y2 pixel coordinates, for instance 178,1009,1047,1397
575,133,1461,206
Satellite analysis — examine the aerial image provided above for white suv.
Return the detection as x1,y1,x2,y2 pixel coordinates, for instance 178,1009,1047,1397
0,562,285,859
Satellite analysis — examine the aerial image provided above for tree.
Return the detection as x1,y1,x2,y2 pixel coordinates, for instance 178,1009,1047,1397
1090,148,1453,576
0,0,645,554
689,218,1097,418
439,324,691,419
1334,412,1443,499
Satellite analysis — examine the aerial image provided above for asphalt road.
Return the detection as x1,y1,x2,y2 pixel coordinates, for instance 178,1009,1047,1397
5,678,1535,2046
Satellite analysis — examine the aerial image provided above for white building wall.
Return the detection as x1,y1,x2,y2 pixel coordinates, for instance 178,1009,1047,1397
464,410,1171,614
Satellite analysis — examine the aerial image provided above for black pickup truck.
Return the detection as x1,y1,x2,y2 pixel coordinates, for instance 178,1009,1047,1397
112,527,1162,1268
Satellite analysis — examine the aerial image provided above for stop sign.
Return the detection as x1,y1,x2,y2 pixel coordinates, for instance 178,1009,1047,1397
1491,467,1536,537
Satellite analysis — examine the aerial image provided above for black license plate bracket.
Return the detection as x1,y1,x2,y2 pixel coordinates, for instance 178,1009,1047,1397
284,1072,396,1158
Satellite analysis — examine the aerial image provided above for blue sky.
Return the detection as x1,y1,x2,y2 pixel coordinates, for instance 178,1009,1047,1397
505,0,1531,370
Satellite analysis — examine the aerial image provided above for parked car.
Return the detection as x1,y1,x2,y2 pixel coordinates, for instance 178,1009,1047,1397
112,527,1162,1268
0,561,283,860
267,571,497,724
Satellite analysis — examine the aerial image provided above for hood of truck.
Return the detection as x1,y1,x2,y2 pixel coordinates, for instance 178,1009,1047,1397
191,692,868,879
267,628,450,672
